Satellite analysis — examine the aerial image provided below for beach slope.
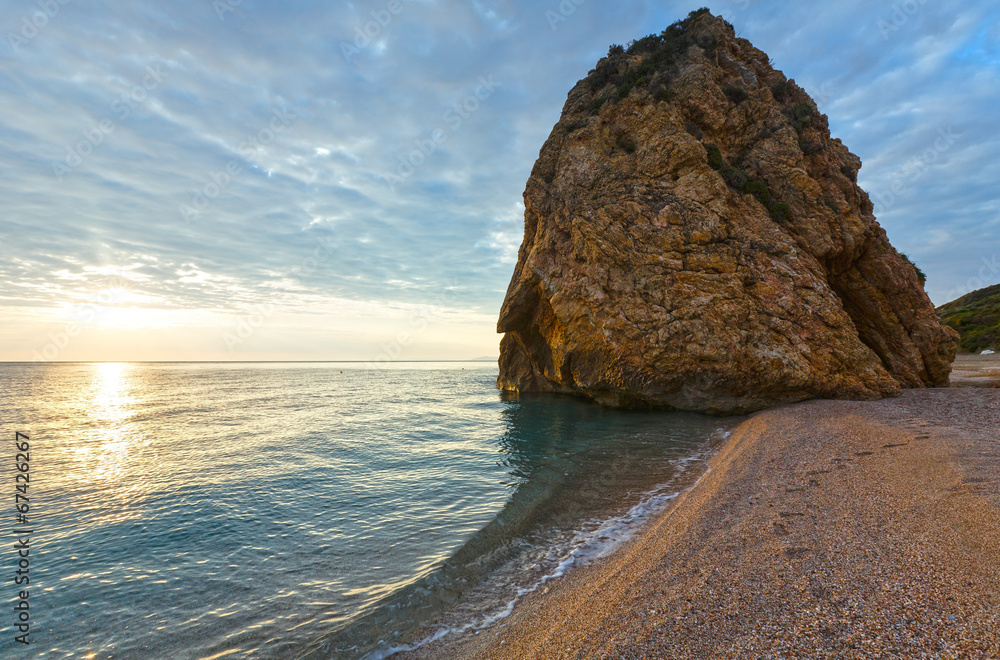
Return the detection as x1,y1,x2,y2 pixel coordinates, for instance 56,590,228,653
403,388,1000,658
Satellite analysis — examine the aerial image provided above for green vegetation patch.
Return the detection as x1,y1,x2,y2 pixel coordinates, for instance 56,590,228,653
767,200,792,223
720,165,747,190
937,283,1000,353
589,8,719,103
799,138,823,155
654,87,673,104
705,143,723,169
743,179,770,207
723,86,749,104
770,80,791,102
617,136,637,154
705,144,793,225
899,253,927,287
787,103,816,131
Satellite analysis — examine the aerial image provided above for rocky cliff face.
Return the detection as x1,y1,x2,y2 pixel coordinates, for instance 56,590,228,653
497,9,958,414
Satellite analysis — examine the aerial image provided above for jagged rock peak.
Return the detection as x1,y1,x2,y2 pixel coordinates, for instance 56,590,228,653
496,9,958,414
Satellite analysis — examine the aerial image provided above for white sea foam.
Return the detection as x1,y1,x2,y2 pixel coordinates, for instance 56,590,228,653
368,429,733,659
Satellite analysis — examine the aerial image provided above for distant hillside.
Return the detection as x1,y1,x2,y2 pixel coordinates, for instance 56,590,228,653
937,283,1000,353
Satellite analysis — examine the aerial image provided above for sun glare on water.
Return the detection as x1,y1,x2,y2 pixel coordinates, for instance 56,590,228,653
88,363,137,483
58,362,158,523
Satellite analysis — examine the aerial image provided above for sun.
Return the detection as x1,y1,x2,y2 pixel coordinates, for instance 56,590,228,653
95,305,172,330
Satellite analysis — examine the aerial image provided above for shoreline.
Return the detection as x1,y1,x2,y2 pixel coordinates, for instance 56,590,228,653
398,383,1000,658
363,429,733,659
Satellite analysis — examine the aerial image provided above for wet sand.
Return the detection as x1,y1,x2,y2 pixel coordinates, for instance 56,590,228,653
400,384,1000,658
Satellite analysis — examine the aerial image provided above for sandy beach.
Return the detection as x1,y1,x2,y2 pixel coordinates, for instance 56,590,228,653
950,353,1000,388
401,360,1000,658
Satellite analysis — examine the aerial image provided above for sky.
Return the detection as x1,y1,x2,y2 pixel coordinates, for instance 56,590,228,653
1,0,998,362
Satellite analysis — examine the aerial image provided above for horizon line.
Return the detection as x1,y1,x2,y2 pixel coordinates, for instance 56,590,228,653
0,359,500,364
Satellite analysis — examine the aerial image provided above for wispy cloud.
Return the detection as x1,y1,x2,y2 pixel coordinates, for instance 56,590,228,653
1,0,998,359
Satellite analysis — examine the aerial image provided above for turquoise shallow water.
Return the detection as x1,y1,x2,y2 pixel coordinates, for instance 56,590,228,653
0,362,738,659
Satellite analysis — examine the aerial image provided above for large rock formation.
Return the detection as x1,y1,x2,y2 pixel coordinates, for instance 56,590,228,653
497,9,958,414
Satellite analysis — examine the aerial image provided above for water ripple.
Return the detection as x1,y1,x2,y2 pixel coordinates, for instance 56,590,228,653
0,363,738,659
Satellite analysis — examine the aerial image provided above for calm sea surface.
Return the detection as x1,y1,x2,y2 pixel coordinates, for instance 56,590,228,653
0,362,738,658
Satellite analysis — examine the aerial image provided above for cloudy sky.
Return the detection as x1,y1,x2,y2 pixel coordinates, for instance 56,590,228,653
1,0,998,361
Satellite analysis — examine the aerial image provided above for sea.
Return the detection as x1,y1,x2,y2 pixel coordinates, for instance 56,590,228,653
0,362,739,659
